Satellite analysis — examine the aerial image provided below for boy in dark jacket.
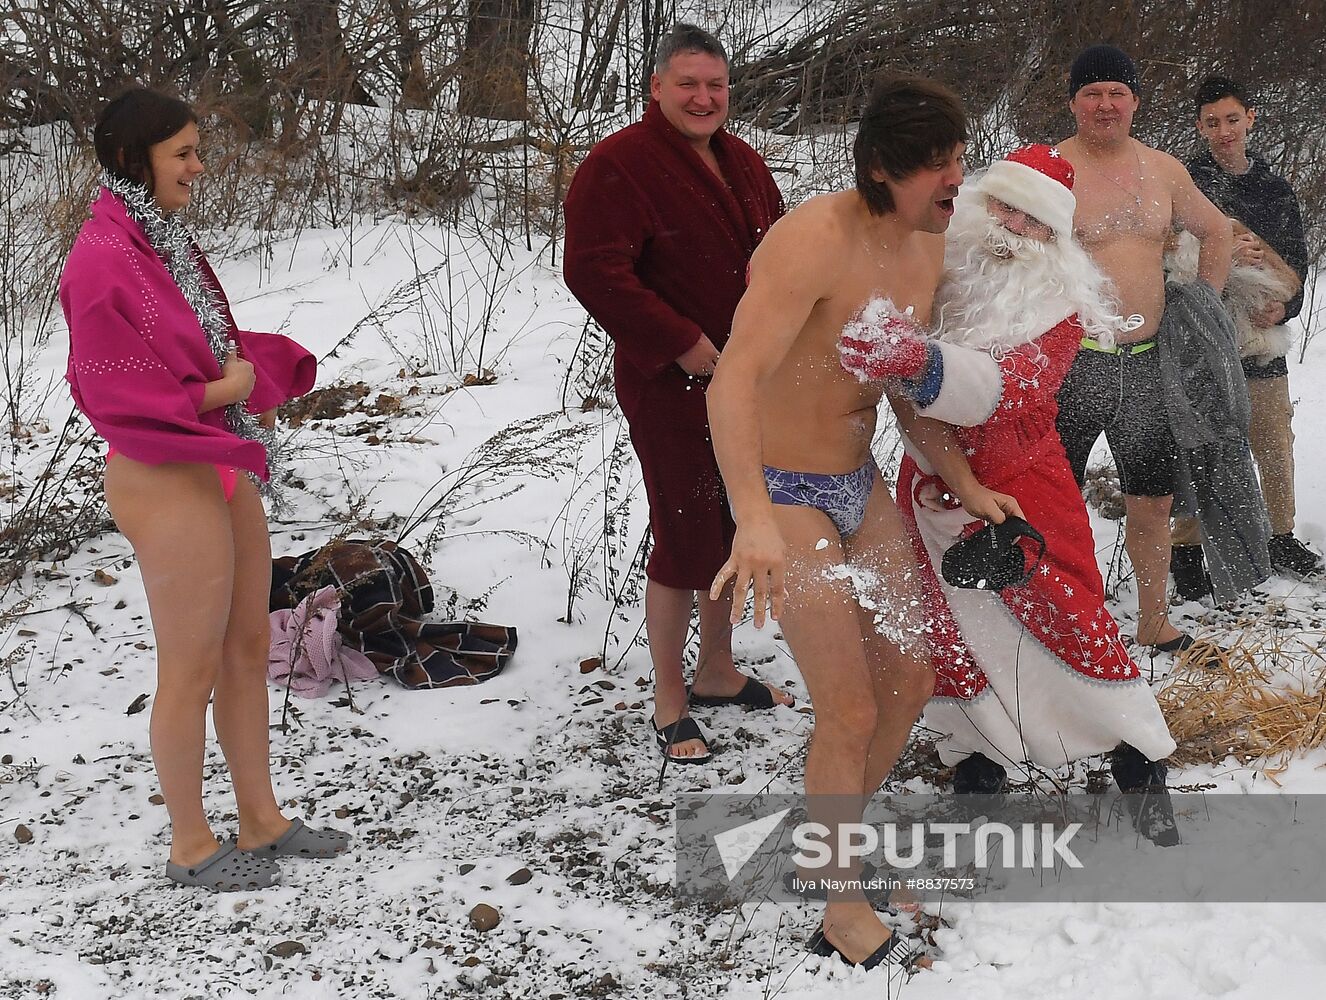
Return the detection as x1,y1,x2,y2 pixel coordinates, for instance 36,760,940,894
1172,75,1319,592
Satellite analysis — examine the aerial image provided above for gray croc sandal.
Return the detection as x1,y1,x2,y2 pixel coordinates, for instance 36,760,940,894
165,841,281,892
241,817,351,859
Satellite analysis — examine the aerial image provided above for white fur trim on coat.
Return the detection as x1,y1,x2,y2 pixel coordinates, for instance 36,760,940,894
914,341,1001,426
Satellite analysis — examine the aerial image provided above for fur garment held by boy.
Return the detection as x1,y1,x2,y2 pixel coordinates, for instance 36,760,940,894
1166,219,1301,366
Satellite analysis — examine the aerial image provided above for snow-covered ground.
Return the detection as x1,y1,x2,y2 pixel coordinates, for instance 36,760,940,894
3,198,1326,999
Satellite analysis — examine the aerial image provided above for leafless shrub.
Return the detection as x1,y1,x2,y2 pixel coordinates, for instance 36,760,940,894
1083,464,1126,521
396,410,593,552
559,315,615,415
543,419,639,624
0,589,39,718
0,415,111,591
0,126,95,434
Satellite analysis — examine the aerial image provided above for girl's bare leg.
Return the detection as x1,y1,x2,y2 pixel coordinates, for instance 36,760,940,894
105,456,234,867
214,475,290,848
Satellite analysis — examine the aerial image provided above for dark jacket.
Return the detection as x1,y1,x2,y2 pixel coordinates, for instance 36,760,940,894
1185,150,1309,379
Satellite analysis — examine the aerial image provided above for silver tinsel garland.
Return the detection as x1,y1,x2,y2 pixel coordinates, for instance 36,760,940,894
100,172,284,506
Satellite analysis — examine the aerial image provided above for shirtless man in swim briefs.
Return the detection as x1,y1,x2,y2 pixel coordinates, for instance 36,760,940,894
706,73,1019,973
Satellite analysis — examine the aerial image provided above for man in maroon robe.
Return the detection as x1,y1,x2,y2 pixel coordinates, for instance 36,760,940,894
563,23,789,763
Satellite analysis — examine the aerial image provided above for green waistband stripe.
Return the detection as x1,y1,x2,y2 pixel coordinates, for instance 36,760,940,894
1080,337,1156,355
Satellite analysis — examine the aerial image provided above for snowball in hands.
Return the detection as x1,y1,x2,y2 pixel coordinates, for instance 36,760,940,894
838,297,932,383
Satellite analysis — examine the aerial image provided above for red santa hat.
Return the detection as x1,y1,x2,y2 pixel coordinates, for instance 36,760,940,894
977,144,1076,239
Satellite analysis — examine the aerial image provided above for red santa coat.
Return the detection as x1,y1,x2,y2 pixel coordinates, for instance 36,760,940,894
896,316,1176,769
563,101,784,589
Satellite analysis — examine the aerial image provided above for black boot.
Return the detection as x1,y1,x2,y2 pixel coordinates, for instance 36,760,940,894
1110,743,1179,847
1170,544,1211,602
953,752,1009,795
1268,533,1323,577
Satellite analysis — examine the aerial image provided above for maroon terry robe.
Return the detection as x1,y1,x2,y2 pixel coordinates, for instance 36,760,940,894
563,100,784,588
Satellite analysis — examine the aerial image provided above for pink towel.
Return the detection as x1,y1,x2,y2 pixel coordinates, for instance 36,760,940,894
268,586,377,698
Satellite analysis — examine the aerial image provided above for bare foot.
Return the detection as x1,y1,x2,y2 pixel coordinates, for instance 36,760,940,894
887,881,923,914
653,686,708,759
1137,620,1183,648
235,815,296,852
169,833,224,868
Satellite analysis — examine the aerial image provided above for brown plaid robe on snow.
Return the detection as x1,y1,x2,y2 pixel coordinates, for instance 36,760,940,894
270,539,517,690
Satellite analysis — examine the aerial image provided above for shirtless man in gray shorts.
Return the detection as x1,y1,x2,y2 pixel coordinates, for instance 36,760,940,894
1053,44,1231,653
706,74,1018,973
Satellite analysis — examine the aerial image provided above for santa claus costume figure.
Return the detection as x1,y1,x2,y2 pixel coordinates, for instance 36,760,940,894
840,146,1179,844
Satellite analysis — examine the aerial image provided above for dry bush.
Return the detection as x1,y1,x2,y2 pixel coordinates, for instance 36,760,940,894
0,421,110,584
0,127,107,594
1158,604,1326,768
0,1,424,135
1083,463,1126,521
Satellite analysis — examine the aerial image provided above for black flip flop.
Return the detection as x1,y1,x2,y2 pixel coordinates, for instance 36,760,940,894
1148,632,1195,654
653,716,713,764
1144,632,1225,667
688,675,779,710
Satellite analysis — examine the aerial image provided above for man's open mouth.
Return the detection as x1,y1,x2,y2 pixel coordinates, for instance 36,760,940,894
936,198,955,215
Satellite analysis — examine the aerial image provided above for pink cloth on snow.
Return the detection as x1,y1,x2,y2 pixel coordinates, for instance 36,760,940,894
268,586,378,698
61,188,316,479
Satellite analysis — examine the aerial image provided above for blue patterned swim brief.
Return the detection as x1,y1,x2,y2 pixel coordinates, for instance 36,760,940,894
762,460,877,537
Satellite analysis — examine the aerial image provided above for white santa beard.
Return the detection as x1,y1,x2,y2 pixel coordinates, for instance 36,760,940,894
935,196,1122,352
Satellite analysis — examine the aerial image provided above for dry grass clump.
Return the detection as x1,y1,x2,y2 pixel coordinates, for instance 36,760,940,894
1157,608,1326,769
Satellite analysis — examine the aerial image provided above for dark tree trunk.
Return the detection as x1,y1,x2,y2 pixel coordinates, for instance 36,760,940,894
637,0,676,98
458,0,537,121
386,0,432,110
572,0,628,111
206,0,279,136
289,0,373,106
